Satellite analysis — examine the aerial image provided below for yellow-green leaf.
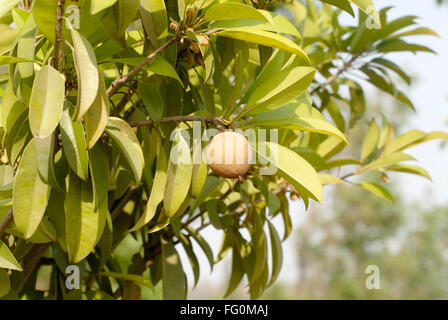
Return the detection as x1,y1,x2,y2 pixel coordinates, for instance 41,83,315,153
130,144,168,231
60,104,90,181
84,71,110,149
164,131,193,217
161,237,187,300
105,117,144,183
90,0,117,14
204,3,270,23
13,140,50,238
29,65,65,139
257,141,322,202
359,181,394,203
65,172,107,263
241,67,315,116
71,29,99,121
217,28,310,63
361,119,379,162
0,240,22,271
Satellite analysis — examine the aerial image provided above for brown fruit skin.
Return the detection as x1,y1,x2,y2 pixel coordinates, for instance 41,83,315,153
205,131,252,179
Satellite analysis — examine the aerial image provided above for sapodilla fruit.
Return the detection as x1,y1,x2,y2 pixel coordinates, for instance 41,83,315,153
205,131,252,179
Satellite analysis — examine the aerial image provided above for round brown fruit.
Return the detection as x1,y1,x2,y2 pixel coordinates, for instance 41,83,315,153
205,131,252,179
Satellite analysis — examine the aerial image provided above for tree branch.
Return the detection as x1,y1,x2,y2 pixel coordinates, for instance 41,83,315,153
310,52,363,95
15,243,52,295
130,115,228,129
107,35,180,97
52,0,66,70
0,207,13,238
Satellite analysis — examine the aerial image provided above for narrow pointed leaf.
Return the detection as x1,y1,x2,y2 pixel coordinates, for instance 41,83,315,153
0,241,22,271
161,237,187,300
130,145,168,231
60,104,90,181
84,71,110,149
164,131,193,217
217,29,310,63
65,172,107,263
71,29,99,121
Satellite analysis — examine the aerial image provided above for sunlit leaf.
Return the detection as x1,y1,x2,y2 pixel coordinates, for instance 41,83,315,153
29,65,65,139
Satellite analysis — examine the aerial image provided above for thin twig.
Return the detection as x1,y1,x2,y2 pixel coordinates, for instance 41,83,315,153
310,52,363,95
0,207,13,238
107,35,180,97
129,115,229,128
52,0,66,70
15,243,52,295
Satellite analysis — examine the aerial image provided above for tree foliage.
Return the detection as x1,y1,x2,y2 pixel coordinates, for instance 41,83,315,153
0,0,446,299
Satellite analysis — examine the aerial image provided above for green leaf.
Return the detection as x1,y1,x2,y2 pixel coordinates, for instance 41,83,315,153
224,244,244,298
250,214,267,284
211,12,301,38
71,29,99,121
217,28,310,64
17,13,36,78
0,25,19,55
204,2,270,23
371,58,411,85
105,117,144,183
32,0,57,42
60,104,90,181
100,56,181,83
139,0,167,49
348,0,377,15
0,0,20,19
359,181,394,204
161,237,187,300
99,271,153,289
319,173,344,185
386,164,431,180
241,66,315,116
130,144,168,231
361,152,416,173
13,140,50,238
186,225,214,270
0,240,22,271
361,119,379,162
190,132,208,198
29,65,65,139
164,131,193,217
65,171,107,263
0,56,34,65
138,80,163,123
89,141,109,209
1,81,26,134
376,39,435,54
34,133,63,191
176,232,200,286
247,101,347,142
0,268,10,297
267,220,282,286
257,141,322,202
320,0,354,16
90,0,118,15
99,0,139,47
84,71,110,149
384,130,426,154
391,27,439,38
